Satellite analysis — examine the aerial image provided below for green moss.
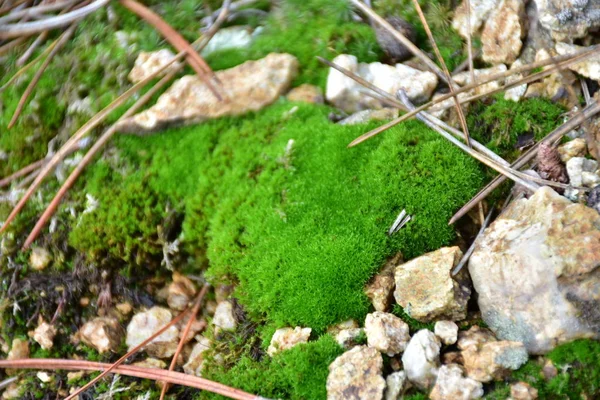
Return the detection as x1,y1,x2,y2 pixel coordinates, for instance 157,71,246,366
392,304,434,332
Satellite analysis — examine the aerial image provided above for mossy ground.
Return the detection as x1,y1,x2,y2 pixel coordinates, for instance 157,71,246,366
0,0,598,399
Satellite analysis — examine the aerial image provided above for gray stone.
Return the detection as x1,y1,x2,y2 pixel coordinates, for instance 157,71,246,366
555,42,600,81
384,371,409,400
365,312,410,356
78,317,123,354
434,321,459,345
452,0,502,38
481,0,528,65
429,364,484,400
534,0,600,41
401,330,441,390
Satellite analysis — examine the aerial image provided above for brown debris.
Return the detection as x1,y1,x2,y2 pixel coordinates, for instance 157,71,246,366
537,142,569,185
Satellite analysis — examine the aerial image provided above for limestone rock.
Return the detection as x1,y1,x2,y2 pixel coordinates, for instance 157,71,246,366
267,326,311,356
384,371,409,400
534,0,600,41
287,83,324,104
78,317,123,354
434,321,459,345
126,307,179,358
326,54,437,114
555,42,600,81
128,49,182,83
212,301,237,333
457,326,497,351
7,339,29,375
364,312,410,356
339,108,400,126
452,0,502,38
394,246,470,322
364,259,398,312
462,340,528,382
121,53,299,133
328,320,363,349
566,157,598,187
505,59,528,102
167,272,196,311
1,382,23,400
481,0,528,64
201,26,256,57
29,247,51,271
510,381,539,399
32,321,57,350
558,138,587,163
401,330,441,390
327,346,385,400
453,64,508,96
429,364,484,400
527,49,579,103
183,336,211,376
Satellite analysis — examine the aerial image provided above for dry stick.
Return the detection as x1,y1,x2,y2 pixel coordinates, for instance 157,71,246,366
21,0,232,247
451,204,494,276
16,29,48,66
159,284,210,400
0,359,263,400
118,0,223,100
348,47,600,147
0,0,80,23
349,0,450,84
449,100,600,224
0,35,28,56
7,23,76,129
0,0,29,15
0,0,108,39
0,159,45,188
580,78,600,161
410,0,472,148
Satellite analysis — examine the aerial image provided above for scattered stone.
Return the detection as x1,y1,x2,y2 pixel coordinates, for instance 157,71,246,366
462,340,528,382
587,184,600,213
126,307,180,358
401,329,441,390
267,326,311,356
429,364,484,400
215,285,234,303
326,346,385,400
167,272,197,311
481,0,528,64
364,257,399,312
454,65,508,97
132,358,167,369
327,319,360,335
452,0,502,38
527,49,579,103
325,54,438,114
115,302,133,316
36,372,52,383
128,49,182,83
121,53,299,133
558,138,587,163
555,42,600,81
67,371,85,382
457,326,497,351
541,358,558,380
394,246,471,322
374,16,417,62
79,297,90,307
327,320,363,349
442,351,464,365
212,301,237,333
338,108,400,126
434,321,459,345
510,381,539,399
287,83,324,104
583,171,600,188
1,382,23,400
566,156,598,187
364,312,410,356
78,317,123,354
201,26,257,57
29,247,52,271
183,336,211,376
504,59,528,102
469,187,600,354
7,339,29,375
32,321,57,350
384,371,409,400
534,0,600,41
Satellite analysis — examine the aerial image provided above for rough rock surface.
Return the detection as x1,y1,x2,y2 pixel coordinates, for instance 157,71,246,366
452,0,502,38
286,83,324,104
126,307,180,358
167,272,197,311
183,336,211,376
29,247,51,271
128,49,182,83
326,54,437,114
453,64,508,96
566,156,598,187
328,320,363,349
394,247,470,322
434,321,459,345
558,138,587,163
267,326,311,356
365,312,410,356
481,0,528,64
212,301,237,333
200,26,256,57
505,59,528,102
78,317,123,353
384,371,409,400
555,42,600,80
121,53,299,133
534,0,600,41
469,187,600,354
32,321,57,350
457,326,497,351
461,339,528,382
401,330,441,390
510,381,539,399
429,364,484,400
326,346,385,400
364,257,399,312
339,108,399,126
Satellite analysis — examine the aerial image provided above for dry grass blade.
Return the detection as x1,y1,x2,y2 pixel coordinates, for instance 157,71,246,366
8,23,76,129
449,100,600,224
410,0,471,147
119,0,223,101
0,0,29,15
0,0,80,23
0,359,263,400
348,45,600,147
159,284,209,400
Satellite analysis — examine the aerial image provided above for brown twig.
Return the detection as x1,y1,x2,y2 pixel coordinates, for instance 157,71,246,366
0,359,263,400
160,283,210,400
16,30,48,66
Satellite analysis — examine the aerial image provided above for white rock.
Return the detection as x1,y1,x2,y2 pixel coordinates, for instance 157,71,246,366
327,346,385,400
335,328,364,349
582,171,600,188
32,321,57,350
167,272,197,311
128,49,182,83
401,330,441,390
469,187,600,354
212,301,237,332
364,312,410,356
126,307,179,358
183,336,211,376
462,340,528,382
505,59,528,102
481,0,528,65
429,364,484,400
555,42,600,81
29,247,51,271
452,0,502,38
36,372,52,383
267,326,311,356
566,157,598,187
453,64,507,96
510,381,539,399
384,371,409,400
78,317,123,354
201,26,256,57
558,138,587,163
534,0,600,41
434,321,459,345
